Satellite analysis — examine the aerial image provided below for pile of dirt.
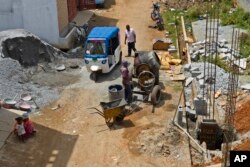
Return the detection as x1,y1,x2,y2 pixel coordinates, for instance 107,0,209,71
234,138,250,150
234,98,250,134
130,125,181,157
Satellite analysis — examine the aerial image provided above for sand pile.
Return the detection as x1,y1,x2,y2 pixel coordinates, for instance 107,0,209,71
234,98,250,134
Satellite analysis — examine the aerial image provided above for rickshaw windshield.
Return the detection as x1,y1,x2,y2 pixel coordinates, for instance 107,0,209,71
86,40,106,55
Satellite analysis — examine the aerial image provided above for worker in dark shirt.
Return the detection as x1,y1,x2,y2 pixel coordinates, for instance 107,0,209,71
120,61,132,104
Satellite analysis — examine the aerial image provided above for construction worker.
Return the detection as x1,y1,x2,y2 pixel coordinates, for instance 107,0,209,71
120,61,132,103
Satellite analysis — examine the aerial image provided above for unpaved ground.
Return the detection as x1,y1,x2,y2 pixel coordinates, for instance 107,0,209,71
0,0,191,167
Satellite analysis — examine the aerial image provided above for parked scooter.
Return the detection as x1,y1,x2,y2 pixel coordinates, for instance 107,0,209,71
70,21,89,48
148,16,164,31
151,2,160,21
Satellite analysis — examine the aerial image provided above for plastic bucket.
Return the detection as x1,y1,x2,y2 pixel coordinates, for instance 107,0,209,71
108,84,125,101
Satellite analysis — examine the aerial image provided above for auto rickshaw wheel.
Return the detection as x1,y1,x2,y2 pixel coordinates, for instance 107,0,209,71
151,85,161,105
92,72,98,82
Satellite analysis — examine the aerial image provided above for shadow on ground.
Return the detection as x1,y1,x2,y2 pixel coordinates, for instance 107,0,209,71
0,122,78,167
104,0,116,9
89,15,119,31
93,64,122,82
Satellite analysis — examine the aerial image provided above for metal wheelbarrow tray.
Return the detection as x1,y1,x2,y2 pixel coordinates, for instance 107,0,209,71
91,98,127,127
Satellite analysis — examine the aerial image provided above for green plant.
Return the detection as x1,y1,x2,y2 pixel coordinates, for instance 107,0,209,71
201,55,230,72
240,33,250,58
162,10,179,46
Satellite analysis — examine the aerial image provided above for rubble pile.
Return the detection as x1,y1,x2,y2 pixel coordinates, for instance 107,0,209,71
0,29,79,107
132,126,181,157
189,39,250,70
234,138,250,150
0,29,66,66
184,62,229,99
234,98,250,134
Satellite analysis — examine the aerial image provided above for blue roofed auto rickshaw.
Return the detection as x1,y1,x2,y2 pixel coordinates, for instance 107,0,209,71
84,27,122,81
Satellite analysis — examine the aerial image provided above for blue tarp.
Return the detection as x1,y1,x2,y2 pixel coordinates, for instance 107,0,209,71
87,27,119,39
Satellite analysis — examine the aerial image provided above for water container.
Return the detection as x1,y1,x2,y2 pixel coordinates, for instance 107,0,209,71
108,84,125,101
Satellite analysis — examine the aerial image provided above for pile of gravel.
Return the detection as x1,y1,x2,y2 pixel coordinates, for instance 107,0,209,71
0,58,59,107
184,62,231,103
192,62,230,92
0,29,67,107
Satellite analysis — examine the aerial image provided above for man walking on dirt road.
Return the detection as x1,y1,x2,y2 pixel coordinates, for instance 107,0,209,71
124,25,136,57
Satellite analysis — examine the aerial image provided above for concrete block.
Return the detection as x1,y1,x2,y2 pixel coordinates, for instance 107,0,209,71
189,49,193,54
234,58,247,70
184,64,191,71
199,79,205,89
177,105,183,125
219,39,227,44
168,48,177,53
196,73,204,80
185,77,193,87
191,54,200,61
185,101,191,108
190,67,199,71
242,131,250,139
194,96,207,115
193,50,200,55
191,71,201,77
186,109,196,122
218,43,225,48
220,48,229,53
192,41,202,46
240,84,250,90
199,49,205,54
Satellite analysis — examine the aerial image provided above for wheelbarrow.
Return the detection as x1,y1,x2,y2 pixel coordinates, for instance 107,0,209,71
89,98,127,128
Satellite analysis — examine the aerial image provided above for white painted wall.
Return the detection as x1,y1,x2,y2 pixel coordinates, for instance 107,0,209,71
0,0,60,45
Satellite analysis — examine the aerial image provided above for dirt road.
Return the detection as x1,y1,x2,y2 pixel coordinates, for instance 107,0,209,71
0,0,190,167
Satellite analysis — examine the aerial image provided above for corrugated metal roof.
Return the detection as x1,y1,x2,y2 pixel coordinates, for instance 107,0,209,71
88,27,119,39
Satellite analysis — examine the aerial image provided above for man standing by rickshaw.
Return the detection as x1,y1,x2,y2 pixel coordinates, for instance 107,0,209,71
124,25,136,57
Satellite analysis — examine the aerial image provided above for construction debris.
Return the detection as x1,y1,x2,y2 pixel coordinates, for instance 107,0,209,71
131,125,181,157
152,38,172,50
0,29,80,107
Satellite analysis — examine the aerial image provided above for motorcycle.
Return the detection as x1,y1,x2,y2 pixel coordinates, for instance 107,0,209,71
70,21,89,48
151,2,160,21
148,16,164,31
156,16,164,31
